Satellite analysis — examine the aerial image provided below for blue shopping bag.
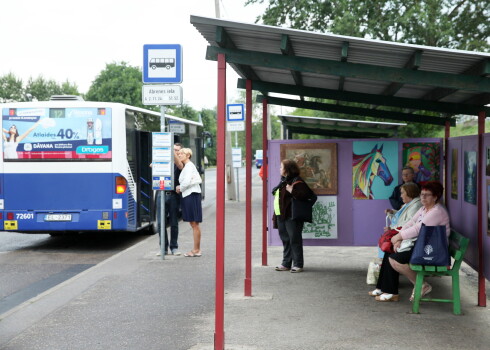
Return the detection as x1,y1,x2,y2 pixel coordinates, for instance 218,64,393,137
409,224,450,266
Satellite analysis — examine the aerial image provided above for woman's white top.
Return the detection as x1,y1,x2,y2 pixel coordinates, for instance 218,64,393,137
179,161,202,198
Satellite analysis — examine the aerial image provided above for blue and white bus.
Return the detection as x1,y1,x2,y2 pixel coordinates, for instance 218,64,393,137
0,96,206,235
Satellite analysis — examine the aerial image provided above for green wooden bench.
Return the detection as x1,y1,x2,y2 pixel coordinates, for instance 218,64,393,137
410,229,470,315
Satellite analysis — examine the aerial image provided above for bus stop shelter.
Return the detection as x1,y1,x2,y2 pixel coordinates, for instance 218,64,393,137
190,15,490,350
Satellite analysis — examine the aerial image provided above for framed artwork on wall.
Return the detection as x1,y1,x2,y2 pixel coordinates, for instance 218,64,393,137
402,142,441,185
302,196,337,239
352,141,397,200
487,180,490,235
486,147,490,176
280,142,337,195
451,148,458,199
464,151,477,205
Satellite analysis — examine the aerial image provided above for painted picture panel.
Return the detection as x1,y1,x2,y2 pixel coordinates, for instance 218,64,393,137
402,143,440,185
487,180,490,235
280,143,337,195
302,196,337,239
451,148,458,199
486,147,490,176
352,141,397,199
464,151,477,205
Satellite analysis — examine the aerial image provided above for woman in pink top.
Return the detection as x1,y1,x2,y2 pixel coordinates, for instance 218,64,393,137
372,181,449,302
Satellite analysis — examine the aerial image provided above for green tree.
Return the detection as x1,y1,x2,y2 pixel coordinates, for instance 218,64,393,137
0,73,25,102
26,76,79,101
86,62,146,107
246,0,490,51
0,73,79,102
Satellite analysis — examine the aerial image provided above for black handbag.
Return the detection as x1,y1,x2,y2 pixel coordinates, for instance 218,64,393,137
291,180,317,223
409,224,450,266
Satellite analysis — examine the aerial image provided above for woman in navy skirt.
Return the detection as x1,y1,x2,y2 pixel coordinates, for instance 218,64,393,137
176,148,203,257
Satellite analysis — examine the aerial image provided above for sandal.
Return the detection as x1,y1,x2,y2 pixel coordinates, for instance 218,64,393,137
184,251,202,257
410,283,432,302
375,293,399,302
368,289,383,296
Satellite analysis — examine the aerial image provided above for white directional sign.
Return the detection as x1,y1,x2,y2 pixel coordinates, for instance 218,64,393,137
232,147,242,168
227,121,245,131
143,44,183,83
142,85,183,105
168,120,185,134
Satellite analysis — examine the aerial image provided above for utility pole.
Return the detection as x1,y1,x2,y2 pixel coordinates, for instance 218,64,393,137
215,0,236,201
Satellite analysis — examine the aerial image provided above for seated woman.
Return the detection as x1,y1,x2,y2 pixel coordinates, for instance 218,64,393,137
370,181,449,302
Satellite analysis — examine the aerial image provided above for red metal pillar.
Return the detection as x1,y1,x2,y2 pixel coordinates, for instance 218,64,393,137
444,121,450,205
262,97,268,266
244,79,253,296
214,53,226,350
477,110,486,307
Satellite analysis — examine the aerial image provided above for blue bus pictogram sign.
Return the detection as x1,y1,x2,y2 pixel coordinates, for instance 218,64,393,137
143,44,183,83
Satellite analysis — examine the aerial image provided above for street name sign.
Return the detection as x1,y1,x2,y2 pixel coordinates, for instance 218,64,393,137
143,85,183,105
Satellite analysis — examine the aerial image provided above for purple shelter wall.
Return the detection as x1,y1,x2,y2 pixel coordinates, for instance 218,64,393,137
448,134,490,280
268,137,442,247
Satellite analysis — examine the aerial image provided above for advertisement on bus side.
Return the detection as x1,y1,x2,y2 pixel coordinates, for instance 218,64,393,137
2,107,112,160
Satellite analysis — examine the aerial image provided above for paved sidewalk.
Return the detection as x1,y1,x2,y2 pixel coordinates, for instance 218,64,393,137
2,174,490,349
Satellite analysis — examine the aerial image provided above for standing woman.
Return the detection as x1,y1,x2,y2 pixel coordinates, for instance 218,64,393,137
176,148,203,257
272,159,312,273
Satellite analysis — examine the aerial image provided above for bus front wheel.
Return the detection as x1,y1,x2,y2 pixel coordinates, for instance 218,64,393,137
151,65,157,70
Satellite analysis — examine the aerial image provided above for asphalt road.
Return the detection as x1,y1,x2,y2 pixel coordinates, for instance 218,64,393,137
0,166,256,317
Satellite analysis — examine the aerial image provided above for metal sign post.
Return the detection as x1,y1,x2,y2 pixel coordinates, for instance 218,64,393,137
144,43,183,260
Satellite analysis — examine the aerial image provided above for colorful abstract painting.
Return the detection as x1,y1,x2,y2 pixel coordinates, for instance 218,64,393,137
352,141,397,200
402,143,441,186
302,196,337,239
464,151,477,205
451,148,458,200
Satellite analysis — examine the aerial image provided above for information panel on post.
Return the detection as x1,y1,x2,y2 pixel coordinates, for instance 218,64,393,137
152,132,174,191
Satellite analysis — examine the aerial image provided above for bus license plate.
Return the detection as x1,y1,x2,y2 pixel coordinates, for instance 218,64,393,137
44,214,72,222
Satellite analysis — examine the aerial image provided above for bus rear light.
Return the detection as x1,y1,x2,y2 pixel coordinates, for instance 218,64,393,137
0,213,3,220
115,176,127,194
7,212,14,220
113,212,117,219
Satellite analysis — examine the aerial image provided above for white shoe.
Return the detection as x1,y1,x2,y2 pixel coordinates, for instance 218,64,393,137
171,249,181,256
156,251,162,256
368,288,382,296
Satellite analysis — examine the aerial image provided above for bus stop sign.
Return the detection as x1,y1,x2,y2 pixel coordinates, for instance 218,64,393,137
143,44,183,84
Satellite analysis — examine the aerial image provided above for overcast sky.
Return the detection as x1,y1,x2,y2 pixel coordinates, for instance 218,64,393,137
0,0,266,110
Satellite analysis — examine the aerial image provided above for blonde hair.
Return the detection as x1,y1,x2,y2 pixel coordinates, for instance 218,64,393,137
180,147,192,159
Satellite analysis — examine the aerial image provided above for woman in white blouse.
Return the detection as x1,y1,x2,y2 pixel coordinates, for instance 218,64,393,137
176,148,203,257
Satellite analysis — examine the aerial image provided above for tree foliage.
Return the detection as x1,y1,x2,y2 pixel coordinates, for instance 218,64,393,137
85,62,146,107
246,0,490,51
0,73,79,102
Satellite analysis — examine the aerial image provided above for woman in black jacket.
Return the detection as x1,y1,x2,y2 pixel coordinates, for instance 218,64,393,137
272,159,312,273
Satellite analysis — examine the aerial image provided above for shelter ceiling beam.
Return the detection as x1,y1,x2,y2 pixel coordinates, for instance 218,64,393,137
280,34,304,96
215,27,260,81
283,121,395,136
381,50,422,97
238,79,489,115
257,95,455,126
421,58,490,101
338,42,349,92
207,46,490,93
286,126,390,138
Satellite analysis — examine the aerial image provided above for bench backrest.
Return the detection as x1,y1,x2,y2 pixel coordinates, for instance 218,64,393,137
448,229,469,271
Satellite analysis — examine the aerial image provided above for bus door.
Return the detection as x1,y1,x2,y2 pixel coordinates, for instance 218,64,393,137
126,130,153,232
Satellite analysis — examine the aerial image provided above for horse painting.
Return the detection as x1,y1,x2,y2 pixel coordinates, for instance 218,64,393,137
353,144,394,199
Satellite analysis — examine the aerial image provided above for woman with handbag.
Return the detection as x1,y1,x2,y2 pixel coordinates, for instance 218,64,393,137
176,148,203,257
272,159,313,273
370,182,422,299
371,181,450,302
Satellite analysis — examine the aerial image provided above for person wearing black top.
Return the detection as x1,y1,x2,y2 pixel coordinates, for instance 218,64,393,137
156,143,184,256
389,167,416,210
